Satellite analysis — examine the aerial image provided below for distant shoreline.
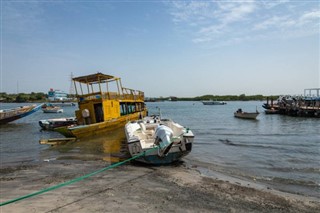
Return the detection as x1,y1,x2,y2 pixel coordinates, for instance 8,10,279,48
0,92,279,103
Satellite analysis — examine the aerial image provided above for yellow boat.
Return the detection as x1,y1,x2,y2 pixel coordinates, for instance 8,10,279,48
55,72,148,138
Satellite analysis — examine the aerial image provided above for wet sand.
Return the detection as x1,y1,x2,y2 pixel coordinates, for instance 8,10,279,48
1,159,319,213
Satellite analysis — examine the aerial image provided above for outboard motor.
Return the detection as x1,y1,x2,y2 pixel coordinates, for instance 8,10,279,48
154,125,174,157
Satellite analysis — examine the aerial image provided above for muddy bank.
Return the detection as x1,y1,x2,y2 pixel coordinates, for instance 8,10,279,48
1,160,319,213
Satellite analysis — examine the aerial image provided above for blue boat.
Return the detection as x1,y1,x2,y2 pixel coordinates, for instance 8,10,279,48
0,104,43,124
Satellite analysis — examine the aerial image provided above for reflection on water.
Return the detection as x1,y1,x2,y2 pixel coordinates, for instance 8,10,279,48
0,103,130,166
49,127,128,164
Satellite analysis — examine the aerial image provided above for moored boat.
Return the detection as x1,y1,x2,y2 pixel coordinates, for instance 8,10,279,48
55,72,148,138
48,102,76,107
234,108,259,119
42,105,63,113
202,100,226,105
39,117,77,130
125,115,194,165
0,104,43,124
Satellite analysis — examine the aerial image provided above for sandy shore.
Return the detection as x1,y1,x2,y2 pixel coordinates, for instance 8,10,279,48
1,159,319,213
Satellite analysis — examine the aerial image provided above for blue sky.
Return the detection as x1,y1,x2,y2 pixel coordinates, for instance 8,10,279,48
1,0,319,97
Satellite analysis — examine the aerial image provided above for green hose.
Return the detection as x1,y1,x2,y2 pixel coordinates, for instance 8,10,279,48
0,146,158,206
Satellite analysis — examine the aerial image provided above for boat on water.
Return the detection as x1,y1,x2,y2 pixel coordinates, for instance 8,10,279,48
0,104,43,125
55,72,148,138
202,100,226,105
125,115,194,165
39,117,77,130
265,108,279,114
234,108,259,119
48,102,76,107
42,105,63,113
263,93,320,117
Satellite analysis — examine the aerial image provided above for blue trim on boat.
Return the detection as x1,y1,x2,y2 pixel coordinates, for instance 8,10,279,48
0,103,44,124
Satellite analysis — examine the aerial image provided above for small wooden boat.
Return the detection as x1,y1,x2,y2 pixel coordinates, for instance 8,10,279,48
202,100,226,105
234,108,259,119
42,105,63,113
39,117,77,130
39,137,77,146
0,104,43,124
125,115,194,165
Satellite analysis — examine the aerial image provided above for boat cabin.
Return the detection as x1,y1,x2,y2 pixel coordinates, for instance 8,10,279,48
73,72,146,125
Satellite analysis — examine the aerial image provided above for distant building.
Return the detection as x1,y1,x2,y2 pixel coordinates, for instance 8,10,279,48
48,88,69,101
304,88,320,97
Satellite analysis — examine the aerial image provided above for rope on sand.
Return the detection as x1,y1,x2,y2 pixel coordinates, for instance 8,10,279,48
0,146,158,206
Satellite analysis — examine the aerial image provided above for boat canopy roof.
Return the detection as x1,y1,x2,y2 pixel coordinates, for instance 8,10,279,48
72,72,145,102
72,72,119,84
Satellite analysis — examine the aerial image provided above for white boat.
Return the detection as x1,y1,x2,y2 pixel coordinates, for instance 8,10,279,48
234,108,259,119
48,102,76,107
202,100,226,105
42,106,63,113
39,117,77,130
125,116,194,165
42,103,63,113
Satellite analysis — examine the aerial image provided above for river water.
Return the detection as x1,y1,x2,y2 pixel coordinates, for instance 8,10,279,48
0,101,319,198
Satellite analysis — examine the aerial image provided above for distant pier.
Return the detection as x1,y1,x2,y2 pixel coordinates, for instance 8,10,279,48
263,88,320,118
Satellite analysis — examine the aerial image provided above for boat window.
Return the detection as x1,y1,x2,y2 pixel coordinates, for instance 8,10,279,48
120,103,127,115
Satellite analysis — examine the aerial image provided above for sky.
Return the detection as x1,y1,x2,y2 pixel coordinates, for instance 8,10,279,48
1,0,319,97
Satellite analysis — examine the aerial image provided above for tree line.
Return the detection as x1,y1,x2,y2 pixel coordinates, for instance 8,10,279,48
0,92,47,102
147,94,279,102
0,92,77,103
0,92,279,103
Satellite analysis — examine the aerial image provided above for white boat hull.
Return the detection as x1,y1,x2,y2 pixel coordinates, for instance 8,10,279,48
125,116,194,165
42,108,63,113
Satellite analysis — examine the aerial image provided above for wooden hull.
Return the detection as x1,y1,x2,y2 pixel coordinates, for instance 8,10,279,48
0,104,43,125
55,110,147,138
265,109,279,114
39,117,77,130
234,112,259,119
39,137,77,146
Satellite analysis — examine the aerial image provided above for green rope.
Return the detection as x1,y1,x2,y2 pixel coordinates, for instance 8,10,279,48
0,146,158,207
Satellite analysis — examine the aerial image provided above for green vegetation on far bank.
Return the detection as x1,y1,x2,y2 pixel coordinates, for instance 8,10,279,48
147,94,279,102
0,92,76,103
0,92,278,103
0,92,47,102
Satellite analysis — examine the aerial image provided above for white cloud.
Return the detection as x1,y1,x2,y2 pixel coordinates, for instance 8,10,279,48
167,1,319,47
216,1,256,25
254,16,295,30
169,1,212,24
261,0,290,9
299,10,320,24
